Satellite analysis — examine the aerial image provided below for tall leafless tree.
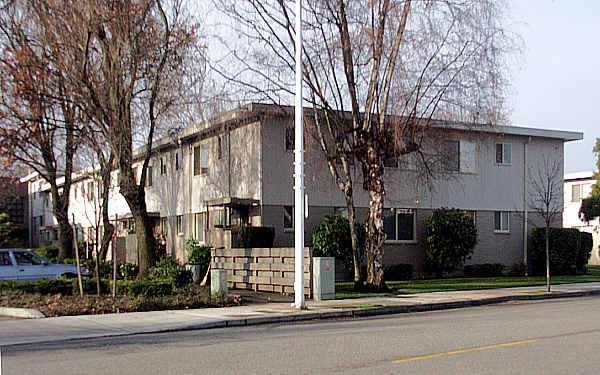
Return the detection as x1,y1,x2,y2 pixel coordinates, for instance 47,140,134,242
0,1,82,259
20,0,201,277
214,0,516,290
529,153,563,293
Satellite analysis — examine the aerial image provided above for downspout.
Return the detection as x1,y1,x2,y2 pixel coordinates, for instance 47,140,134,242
523,136,531,275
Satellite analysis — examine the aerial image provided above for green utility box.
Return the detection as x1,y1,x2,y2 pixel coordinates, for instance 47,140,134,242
313,257,335,301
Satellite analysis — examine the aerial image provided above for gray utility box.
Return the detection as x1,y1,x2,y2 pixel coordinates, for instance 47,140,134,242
211,269,228,298
313,257,335,301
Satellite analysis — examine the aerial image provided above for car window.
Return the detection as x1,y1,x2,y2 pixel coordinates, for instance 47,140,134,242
0,252,12,266
13,251,44,265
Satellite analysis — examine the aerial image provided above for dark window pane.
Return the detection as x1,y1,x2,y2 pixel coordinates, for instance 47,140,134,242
494,211,501,231
193,146,200,175
284,206,293,229
443,140,459,172
383,211,396,240
496,143,503,164
397,212,414,241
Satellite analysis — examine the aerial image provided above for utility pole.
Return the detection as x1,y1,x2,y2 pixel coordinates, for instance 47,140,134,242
293,0,305,310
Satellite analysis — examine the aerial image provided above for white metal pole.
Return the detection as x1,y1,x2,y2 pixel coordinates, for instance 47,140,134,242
294,0,305,310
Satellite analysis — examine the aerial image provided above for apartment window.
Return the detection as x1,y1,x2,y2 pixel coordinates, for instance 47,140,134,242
201,143,209,174
194,212,206,241
193,146,201,175
160,217,168,235
496,143,512,165
160,156,167,175
218,135,229,159
384,208,416,242
87,182,94,201
146,166,153,187
174,150,182,171
571,184,582,202
194,144,209,175
284,206,294,231
443,140,460,172
494,211,510,233
176,215,183,235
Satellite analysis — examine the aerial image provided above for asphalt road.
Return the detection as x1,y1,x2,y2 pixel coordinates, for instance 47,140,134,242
3,297,600,374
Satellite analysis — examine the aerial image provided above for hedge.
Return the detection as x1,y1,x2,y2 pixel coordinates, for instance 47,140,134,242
531,227,592,275
463,263,505,278
384,264,414,280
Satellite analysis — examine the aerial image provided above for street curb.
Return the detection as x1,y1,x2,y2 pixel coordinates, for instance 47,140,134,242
0,307,45,319
2,288,600,347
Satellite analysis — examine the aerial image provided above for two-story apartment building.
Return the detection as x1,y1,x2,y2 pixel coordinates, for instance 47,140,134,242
23,103,583,274
564,171,599,265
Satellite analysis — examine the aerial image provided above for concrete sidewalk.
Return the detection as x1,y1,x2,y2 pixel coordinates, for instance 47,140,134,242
2,282,600,347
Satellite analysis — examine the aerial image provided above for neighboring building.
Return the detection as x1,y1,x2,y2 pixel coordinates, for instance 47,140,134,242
23,104,582,275
564,171,599,265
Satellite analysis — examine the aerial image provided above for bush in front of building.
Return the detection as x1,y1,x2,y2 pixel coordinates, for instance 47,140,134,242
118,279,173,297
119,263,139,280
148,256,193,288
384,264,414,280
463,263,505,278
531,228,592,276
425,208,478,276
33,245,60,263
312,214,366,275
234,226,275,248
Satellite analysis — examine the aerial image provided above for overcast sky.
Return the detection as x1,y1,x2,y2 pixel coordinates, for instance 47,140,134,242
509,0,599,173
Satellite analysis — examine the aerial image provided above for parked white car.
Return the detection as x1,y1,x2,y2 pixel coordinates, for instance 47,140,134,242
0,249,90,282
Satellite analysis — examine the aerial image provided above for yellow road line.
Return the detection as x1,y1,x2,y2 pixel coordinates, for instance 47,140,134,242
394,339,539,363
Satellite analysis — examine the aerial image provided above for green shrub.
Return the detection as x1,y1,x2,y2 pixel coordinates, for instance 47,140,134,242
508,262,527,276
73,277,110,295
312,214,366,273
185,237,211,264
425,208,478,276
384,264,413,280
119,263,139,280
125,279,173,297
463,263,505,278
233,226,275,248
531,227,592,276
149,256,192,288
33,245,59,263
35,278,73,295
0,280,36,293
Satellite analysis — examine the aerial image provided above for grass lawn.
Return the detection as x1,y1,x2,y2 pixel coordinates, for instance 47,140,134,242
336,265,600,299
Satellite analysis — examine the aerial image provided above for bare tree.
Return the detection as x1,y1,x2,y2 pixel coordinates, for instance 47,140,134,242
0,1,81,259
529,154,563,292
20,0,201,277
214,0,516,290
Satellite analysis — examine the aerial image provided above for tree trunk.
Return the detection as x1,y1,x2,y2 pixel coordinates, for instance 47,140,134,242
119,163,158,278
546,224,550,293
346,196,364,288
56,218,74,260
133,208,158,279
98,166,114,261
363,146,387,291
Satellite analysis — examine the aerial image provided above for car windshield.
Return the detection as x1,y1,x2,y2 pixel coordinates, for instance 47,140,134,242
0,252,12,266
13,251,44,265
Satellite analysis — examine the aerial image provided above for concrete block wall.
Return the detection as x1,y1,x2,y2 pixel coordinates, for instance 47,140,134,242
211,247,312,296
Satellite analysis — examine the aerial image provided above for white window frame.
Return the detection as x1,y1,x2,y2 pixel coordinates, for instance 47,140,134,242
384,208,417,244
571,184,582,202
496,143,512,165
494,211,510,233
176,215,183,236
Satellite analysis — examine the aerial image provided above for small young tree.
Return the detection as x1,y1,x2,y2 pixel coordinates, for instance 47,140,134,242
529,154,563,292
425,208,477,277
